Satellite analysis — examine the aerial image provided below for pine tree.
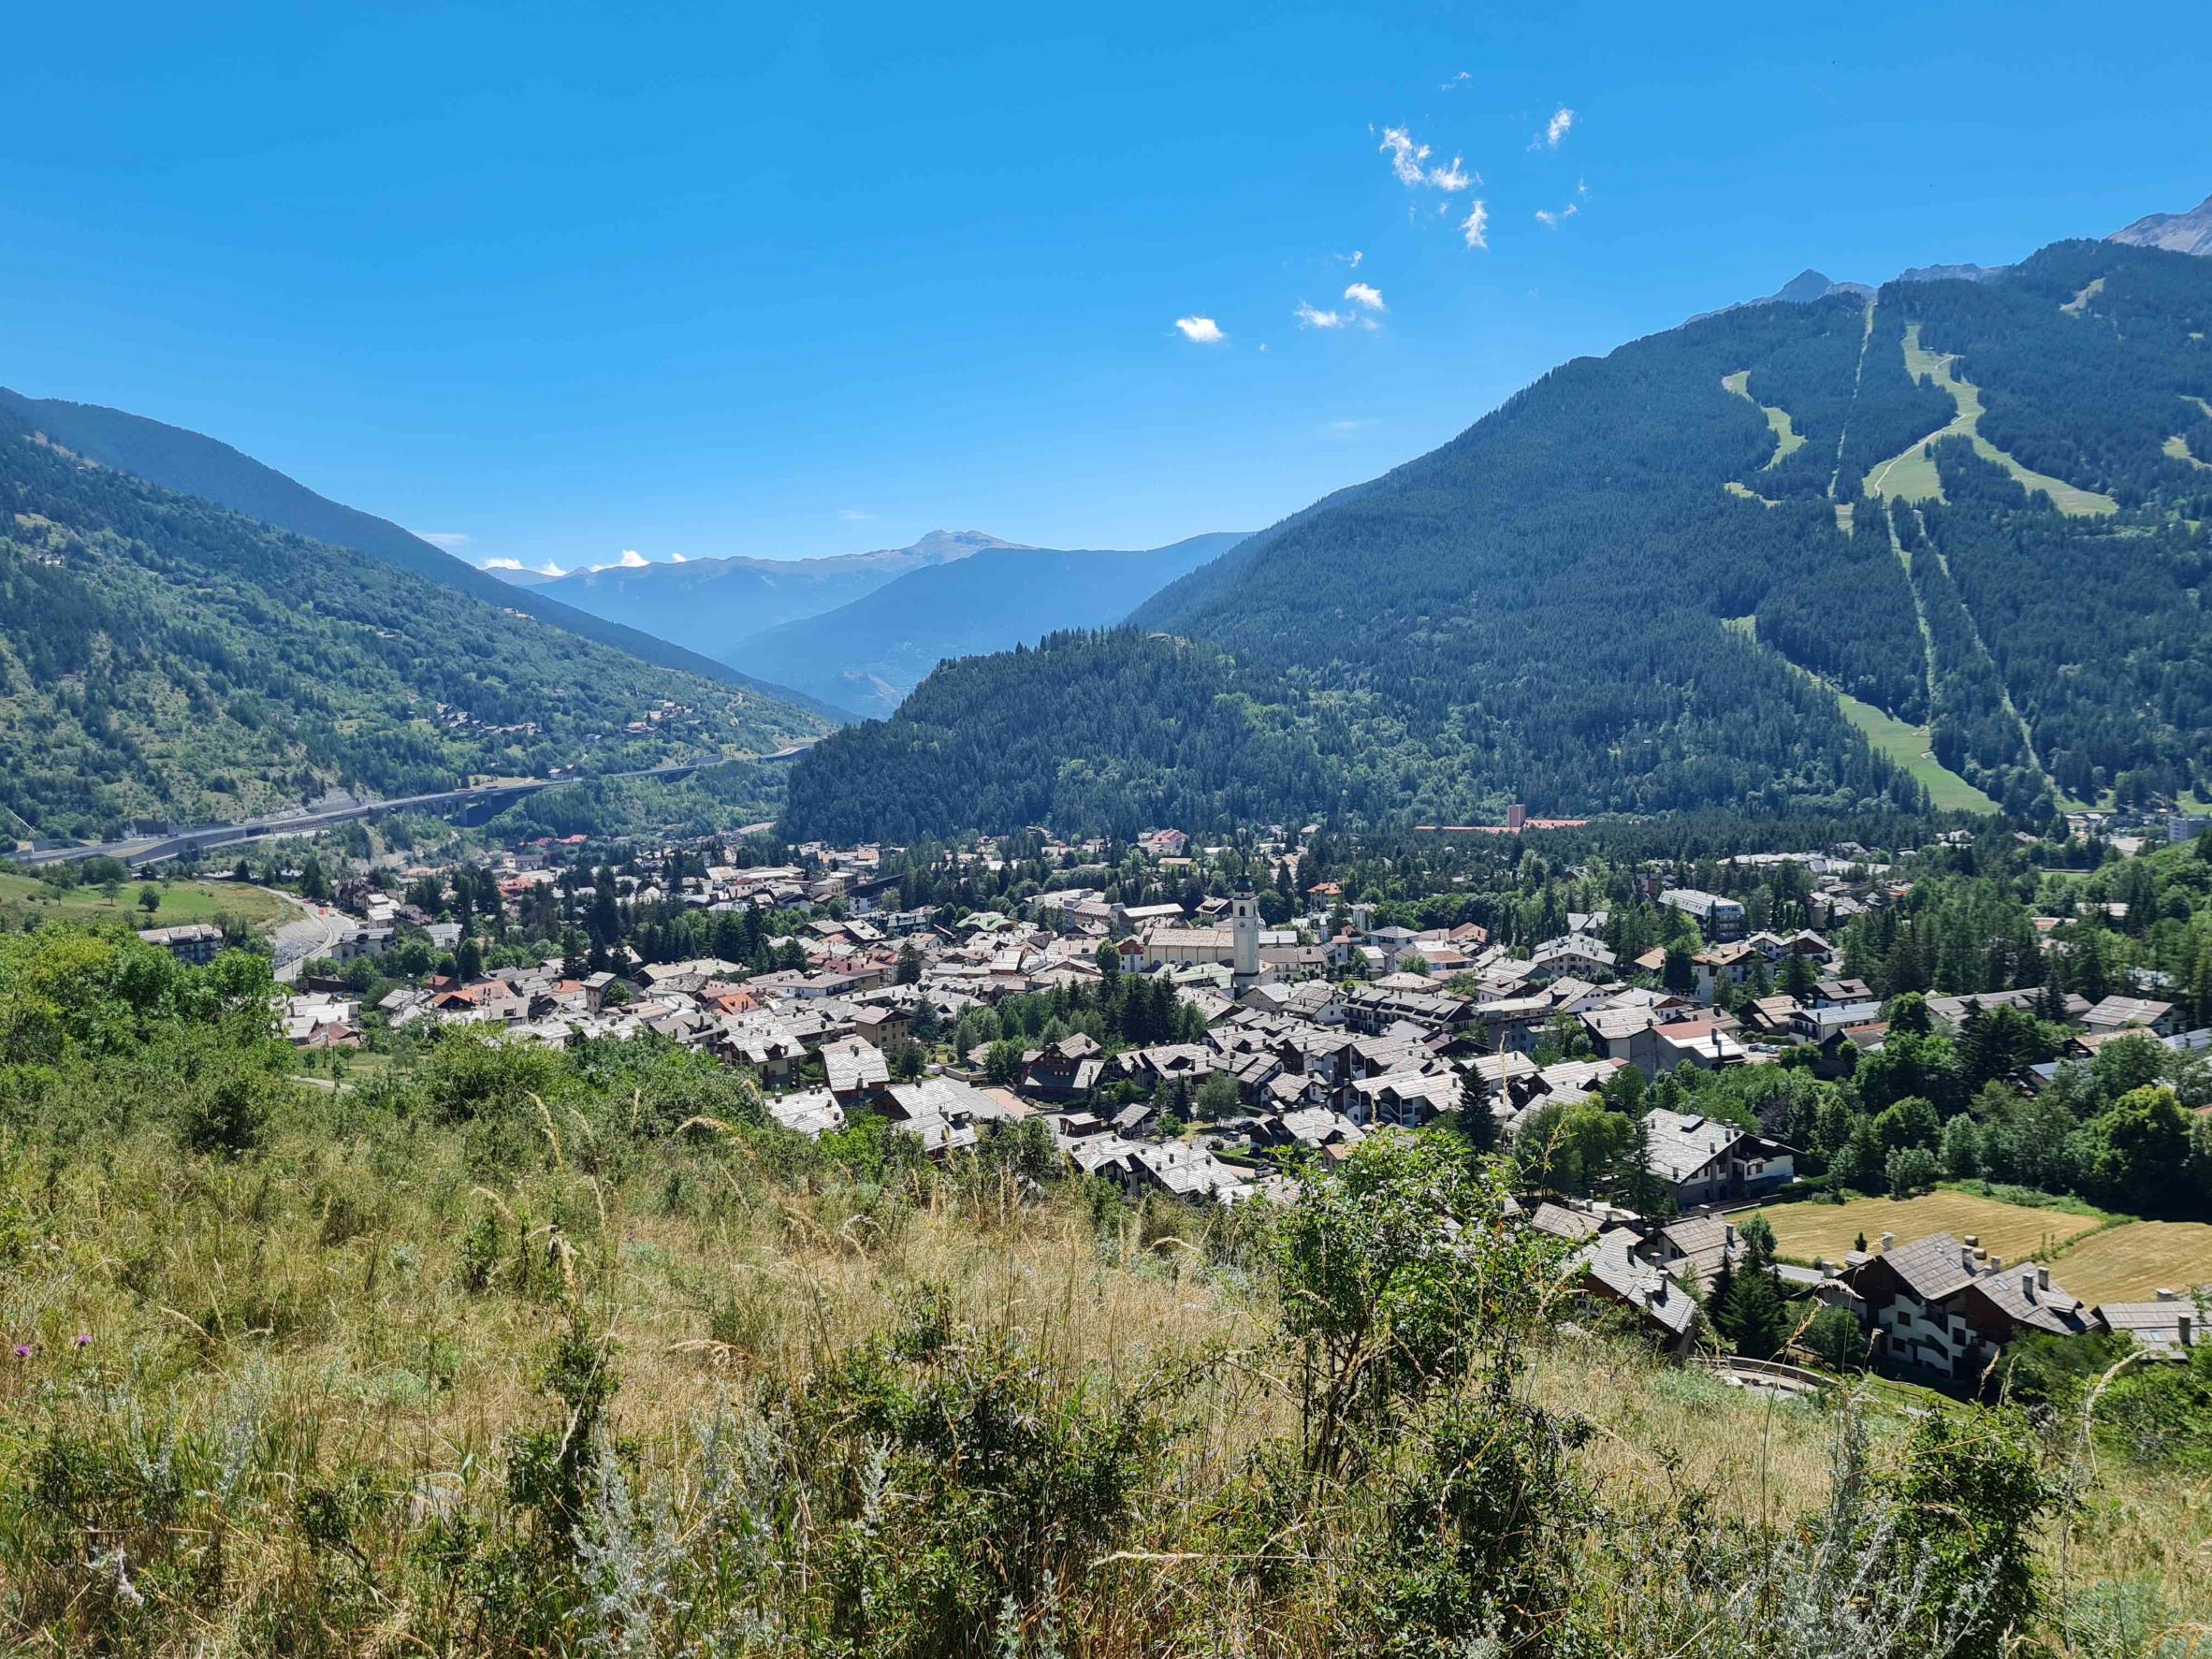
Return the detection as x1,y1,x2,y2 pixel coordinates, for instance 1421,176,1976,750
1455,1064,1497,1154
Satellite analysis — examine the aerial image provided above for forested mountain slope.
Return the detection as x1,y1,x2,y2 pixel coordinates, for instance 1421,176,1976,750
0,386,812,704
0,407,824,841
735,532,1247,717
790,240,2212,841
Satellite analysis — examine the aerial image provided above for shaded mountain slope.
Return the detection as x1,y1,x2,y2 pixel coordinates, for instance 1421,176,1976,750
0,387,816,706
0,406,823,842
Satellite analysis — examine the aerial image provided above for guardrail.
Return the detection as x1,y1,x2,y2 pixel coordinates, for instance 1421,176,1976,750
1695,1354,1836,1391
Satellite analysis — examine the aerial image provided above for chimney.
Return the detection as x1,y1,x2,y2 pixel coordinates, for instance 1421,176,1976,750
1725,1222,1737,1246
1990,1256,2003,1272
2156,1288,2176,1302
2038,1266,2051,1291
2020,1273,2037,1305
1880,1230,1895,1252
2181,1313,2195,1347
1963,1234,1980,1249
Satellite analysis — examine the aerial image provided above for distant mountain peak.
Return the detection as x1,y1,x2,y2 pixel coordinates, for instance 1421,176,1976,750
906,529,1029,556
2109,193,2212,256
1775,268,1852,303
1684,269,1871,326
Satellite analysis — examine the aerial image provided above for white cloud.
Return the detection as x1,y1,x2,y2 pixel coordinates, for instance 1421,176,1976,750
1440,70,1472,90
670,552,688,562
1426,153,1476,192
618,548,648,567
419,531,471,549
1541,107,1575,148
1336,249,1364,268
1173,315,1227,344
1535,202,1579,228
536,560,567,577
1380,125,1477,192
1344,282,1385,312
482,556,523,570
1378,125,1432,185
1461,199,1490,249
837,508,876,521
1321,418,1377,437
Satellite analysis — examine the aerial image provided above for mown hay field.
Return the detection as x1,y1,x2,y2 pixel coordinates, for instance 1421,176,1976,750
2047,1221,2212,1303
1743,1189,2107,1270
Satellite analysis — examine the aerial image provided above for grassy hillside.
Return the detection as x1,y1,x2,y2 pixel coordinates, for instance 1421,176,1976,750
0,869,296,935
1,924,2205,1653
0,407,824,840
735,532,1248,718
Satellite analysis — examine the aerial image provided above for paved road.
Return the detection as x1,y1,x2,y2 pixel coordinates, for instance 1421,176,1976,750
15,758,725,870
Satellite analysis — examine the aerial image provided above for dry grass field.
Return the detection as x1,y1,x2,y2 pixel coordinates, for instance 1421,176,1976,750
2047,1221,2212,1303
1743,1189,2108,1269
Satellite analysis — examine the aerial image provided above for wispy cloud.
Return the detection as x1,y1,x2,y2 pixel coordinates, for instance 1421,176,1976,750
1296,301,1377,332
1535,202,1579,228
1336,249,1364,268
1173,315,1227,344
837,508,876,521
1535,107,1576,149
482,556,522,570
1426,153,1476,191
1440,70,1472,91
1344,282,1385,313
483,556,568,577
1378,125,1432,185
1321,418,1377,437
419,531,471,550
1379,124,1477,192
1461,199,1490,249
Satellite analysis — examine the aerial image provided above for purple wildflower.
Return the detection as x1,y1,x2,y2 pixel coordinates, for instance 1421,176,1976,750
11,1345,28,1360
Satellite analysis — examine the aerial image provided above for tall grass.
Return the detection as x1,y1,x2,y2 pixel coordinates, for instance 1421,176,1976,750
1,1084,2205,1655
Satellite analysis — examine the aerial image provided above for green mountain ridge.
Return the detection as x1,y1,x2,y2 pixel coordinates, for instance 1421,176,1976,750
0,404,826,842
789,239,2212,841
0,386,836,716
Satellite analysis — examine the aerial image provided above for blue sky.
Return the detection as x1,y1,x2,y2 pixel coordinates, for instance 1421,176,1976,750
2,2,2206,572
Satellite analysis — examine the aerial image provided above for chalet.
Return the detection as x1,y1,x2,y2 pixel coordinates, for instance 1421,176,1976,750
1023,1032,1105,1099
1571,1231,1698,1352
1529,934,1619,981
819,1036,890,1103
1640,1107,1794,1206
1838,1232,2097,1386
1342,982,1477,1038
2081,996,2179,1038
2096,1290,2199,1357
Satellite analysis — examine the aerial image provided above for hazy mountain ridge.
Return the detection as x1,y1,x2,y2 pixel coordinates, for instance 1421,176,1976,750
529,530,1029,663
734,532,1249,718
